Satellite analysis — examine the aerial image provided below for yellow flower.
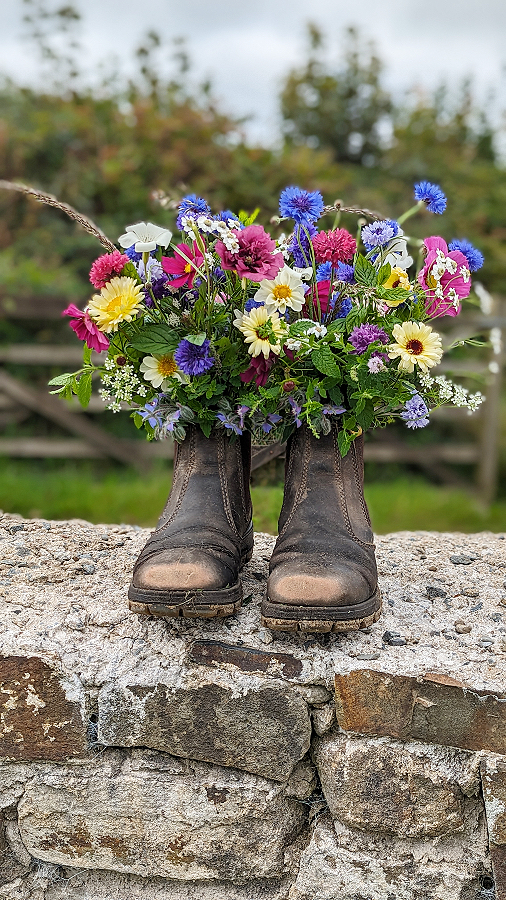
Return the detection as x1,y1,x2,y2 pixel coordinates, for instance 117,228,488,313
388,321,443,374
236,305,285,358
88,276,144,333
383,267,411,306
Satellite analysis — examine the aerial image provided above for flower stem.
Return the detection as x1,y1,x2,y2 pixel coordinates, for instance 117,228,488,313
397,200,424,226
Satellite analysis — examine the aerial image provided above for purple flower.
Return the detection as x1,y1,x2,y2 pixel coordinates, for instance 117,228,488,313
322,404,346,416
349,324,389,355
337,262,355,283
336,296,352,318
164,409,182,433
448,239,484,272
288,397,302,428
401,394,429,429
245,297,264,313
125,245,155,263
176,194,211,229
261,413,282,434
216,413,243,435
137,399,164,429
279,186,324,225
174,338,215,376
414,181,447,214
237,405,250,429
361,220,398,250
289,223,317,267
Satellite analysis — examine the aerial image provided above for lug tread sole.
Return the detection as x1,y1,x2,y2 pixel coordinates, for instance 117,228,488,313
261,591,382,634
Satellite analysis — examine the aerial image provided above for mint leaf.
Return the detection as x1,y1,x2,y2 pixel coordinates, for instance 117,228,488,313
354,254,376,287
311,345,340,377
129,325,179,355
77,371,92,407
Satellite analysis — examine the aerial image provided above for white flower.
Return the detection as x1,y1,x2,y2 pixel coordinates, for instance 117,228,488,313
445,257,458,275
222,232,240,253
180,216,199,236
197,215,215,233
227,219,242,230
118,222,172,253
308,323,327,338
255,265,305,315
382,229,413,270
233,308,245,328
140,354,186,388
293,266,313,281
367,356,386,373
460,265,471,283
286,338,302,351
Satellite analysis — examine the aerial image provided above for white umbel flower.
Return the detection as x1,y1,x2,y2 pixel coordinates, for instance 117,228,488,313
118,222,173,253
254,265,305,315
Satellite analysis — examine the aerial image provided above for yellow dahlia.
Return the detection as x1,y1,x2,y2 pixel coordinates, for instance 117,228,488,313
383,267,411,306
388,321,443,374
88,276,144,333
236,305,285,358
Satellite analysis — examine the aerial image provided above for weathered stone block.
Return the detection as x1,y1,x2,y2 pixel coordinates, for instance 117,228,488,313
17,749,307,882
0,656,86,762
314,731,481,838
97,669,311,782
335,668,506,755
481,758,506,899
290,813,489,900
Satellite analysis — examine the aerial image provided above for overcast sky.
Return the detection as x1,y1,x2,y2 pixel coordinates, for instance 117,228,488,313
1,0,505,143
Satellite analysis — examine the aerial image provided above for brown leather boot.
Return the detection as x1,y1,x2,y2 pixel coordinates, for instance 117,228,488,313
128,425,253,618
262,424,381,633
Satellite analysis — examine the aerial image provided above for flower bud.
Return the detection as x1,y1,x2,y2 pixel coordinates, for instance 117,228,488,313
282,380,296,392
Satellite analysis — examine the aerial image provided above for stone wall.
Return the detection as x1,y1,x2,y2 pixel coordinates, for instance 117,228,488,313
1,512,506,899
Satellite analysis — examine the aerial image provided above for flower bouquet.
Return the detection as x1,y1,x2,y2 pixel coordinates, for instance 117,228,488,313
52,181,484,456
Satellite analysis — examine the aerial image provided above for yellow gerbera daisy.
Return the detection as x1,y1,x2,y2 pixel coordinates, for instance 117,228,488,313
383,267,411,306
236,305,285,359
388,321,443,374
88,276,144,333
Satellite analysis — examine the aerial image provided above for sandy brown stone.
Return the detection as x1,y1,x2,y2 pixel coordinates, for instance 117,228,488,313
335,668,506,754
0,656,86,762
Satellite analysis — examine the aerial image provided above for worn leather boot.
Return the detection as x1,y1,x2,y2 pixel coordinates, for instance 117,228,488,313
128,425,253,618
262,424,381,632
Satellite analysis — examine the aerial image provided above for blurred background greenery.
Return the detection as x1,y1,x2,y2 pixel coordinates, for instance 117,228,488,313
0,3,505,533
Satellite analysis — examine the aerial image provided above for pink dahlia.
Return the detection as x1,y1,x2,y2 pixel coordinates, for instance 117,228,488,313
162,242,204,288
418,236,471,318
312,229,356,266
216,225,283,282
62,304,110,352
89,251,129,289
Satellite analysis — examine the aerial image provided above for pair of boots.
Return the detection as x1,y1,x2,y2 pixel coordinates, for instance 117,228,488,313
128,424,381,633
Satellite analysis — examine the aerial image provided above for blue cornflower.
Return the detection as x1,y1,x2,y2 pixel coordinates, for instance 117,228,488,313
244,297,265,313
414,181,447,214
137,399,164,429
362,220,397,250
279,186,324,225
125,245,155,263
213,266,226,283
288,223,317,267
336,296,353,318
216,413,242,436
316,261,332,282
336,262,355,283
216,210,242,226
261,413,283,434
401,394,430,429
174,338,214,376
176,194,211,229
448,239,484,272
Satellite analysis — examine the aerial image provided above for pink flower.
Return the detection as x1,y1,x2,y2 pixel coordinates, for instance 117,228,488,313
240,352,275,387
418,236,471,318
62,304,110,352
312,229,356,266
89,251,129,289
305,280,332,316
162,242,204,288
216,225,283,282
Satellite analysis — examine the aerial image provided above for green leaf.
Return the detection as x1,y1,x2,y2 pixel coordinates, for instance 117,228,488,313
129,325,179,355
48,372,76,387
311,344,340,377
239,208,260,226
337,429,353,457
377,262,391,285
354,254,376,287
77,371,92,408
83,345,92,366
378,285,410,304
121,261,141,281
185,332,207,346
199,420,212,438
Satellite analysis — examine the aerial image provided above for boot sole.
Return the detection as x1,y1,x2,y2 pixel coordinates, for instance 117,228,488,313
128,547,253,619
261,589,382,633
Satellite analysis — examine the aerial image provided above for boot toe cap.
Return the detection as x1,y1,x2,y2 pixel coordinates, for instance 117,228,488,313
267,565,373,608
134,549,236,591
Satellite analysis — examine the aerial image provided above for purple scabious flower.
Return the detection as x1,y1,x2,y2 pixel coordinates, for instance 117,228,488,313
174,338,214,376
316,261,332,281
414,181,447,214
176,194,211,229
401,394,430,429
144,274,169,307
336,296,353,318
289,223,317,267
337,262,355,283
362,220,397,250
279,186,324,225
448,239,484,272
349,323,389,354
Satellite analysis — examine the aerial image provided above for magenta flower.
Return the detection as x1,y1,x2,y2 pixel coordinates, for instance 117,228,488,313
62,304,110,352
216,225,283,282
89,251,129,289
418,236,471,318
312,229,356,266
162,242,204,288
240,352,276,387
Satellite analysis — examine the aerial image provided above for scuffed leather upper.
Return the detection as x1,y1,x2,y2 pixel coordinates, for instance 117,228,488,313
268,425,377,608
132,427,253,592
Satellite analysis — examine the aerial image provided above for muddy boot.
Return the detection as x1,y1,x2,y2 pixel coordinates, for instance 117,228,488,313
128,425,253,619
262,424,381,633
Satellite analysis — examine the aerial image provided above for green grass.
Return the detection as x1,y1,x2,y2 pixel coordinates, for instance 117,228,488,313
0,458,505,534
